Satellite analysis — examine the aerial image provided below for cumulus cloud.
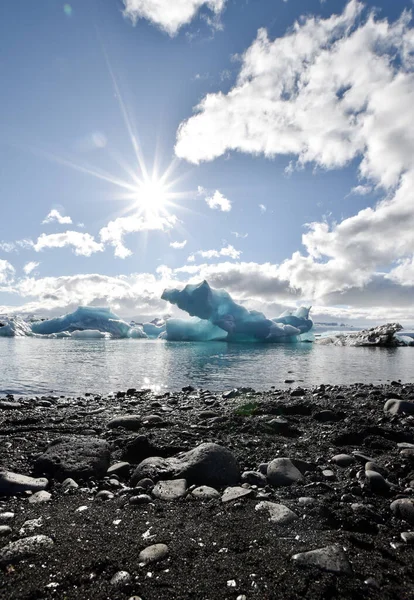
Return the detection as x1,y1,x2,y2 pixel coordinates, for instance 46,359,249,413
187,244,241,262
170,240,188,249
99,214,177,258
123,0,226,36
0,259,15,285
33,231,104,257
350,185,372,196
205,190,231,212
42,209,73,225
175,2,414,308
23,261,40,275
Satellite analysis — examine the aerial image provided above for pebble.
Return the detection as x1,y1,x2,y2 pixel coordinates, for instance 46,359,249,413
61,478,78,489
322,469,335,480
95,490,114,501
384,399,414,415
129,494,152,505
222,486,253,503
390,499,414,524
107,415,142,430
0,471,48,496
0,526,12,537
152,479,187,500
292,544,353,575
28,490,52,504
255,501,298,525
401,531,414,544
365,470,390,494
110,570,132,586
241,471,267,487
298,497,315,506
0,512,15,521
267,458,303,487
107,462,131,478
331,454,355,467
139,543,169,565
0,535,54,566
192,486,220,500
19,517,43,535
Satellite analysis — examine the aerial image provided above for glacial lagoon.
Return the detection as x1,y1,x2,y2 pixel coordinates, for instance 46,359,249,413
0,337,413,396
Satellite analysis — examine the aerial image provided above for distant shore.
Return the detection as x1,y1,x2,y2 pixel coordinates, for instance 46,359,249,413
1,383,414,599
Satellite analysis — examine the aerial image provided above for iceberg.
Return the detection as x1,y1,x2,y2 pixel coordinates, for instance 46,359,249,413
31,306,147,339
317,323,412,346
161,280,312,342
70,329,110,339
0,316,33,337
142,322,167,338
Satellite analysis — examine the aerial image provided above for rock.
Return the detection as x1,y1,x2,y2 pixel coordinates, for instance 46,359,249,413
255,501,298,525
95,490,114,501
267,458,304,487
265,418,299,436
298,497,315,506
152,479,187,500
129,494,152,505
139,543,169,565
241,471,267,487
401,531,414,544
107,415,142,431
28,490,51,504
365,470,391,494
0,401,22,409
0,526,12,537
292,544,353,575
390,499,414,524
142,415,167,427
352,452,376,465
322,469,336,480
314,410,340,422
34,437,110,481
0,512,14,521
61,478,79,489
110,571,131,586
131,443,240,488
365,461,387,477
332,454,355,467
0,535,54,566
384,399,414,416
19,517,43,535
192,486,220,500
222,486,253,503
107,462,130,478
0,470,48,496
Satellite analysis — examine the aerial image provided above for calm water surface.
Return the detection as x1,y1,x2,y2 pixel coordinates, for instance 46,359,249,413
0,338,413,396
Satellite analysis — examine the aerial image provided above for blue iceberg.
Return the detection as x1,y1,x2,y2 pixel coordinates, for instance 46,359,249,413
161,280,312,342
31,306,147,339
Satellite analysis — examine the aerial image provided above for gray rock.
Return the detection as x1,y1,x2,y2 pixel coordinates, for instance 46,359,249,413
384,399,414,416
34,437,110,481
0,526,12,537
401,531,414,544
390,499,414,524
142,415,167,427
0,512,14,521
139,543,169,565
131,443,240,488
129,494,152,505
0,470,48,496
28,490,51,504
222,486,253,503
241,471,267,487
267,458,303,487
107,415,142,431
0,401,22,409
255,501,298,525
298,497,316,506
292,544,353,575
152,479,187,500
332,454,355,467
192,486,220,500
107,462,130,478
0,535,54,566
19,517,43,535
110,570,131,586
365,461,387,477
61,478,79,489
365,470,391,494
95,490,114,501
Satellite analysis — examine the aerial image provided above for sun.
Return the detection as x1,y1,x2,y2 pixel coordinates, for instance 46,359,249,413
134,179,168,217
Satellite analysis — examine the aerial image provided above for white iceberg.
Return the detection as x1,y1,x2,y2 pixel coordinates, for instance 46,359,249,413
0,316,34,337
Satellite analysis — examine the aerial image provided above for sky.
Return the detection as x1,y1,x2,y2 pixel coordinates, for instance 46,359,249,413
1,0,414,325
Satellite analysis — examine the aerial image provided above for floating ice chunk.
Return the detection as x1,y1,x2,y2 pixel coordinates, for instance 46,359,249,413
70,329,110,339
0,316,33,337
161,280,312,343
31,306,147,339
317,323,406,347
142,322,167,338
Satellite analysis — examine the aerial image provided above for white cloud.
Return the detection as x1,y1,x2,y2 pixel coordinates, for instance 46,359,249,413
33,231,104,257
0,259,15,285
0,242,16,253
23,261,40,275
187,244,241,262
0,239,33,253
259,204,267,213
350,184,372,196
123,0,226,36
42,209,73,225
99,214,177,259
205,190,231,212
170,240,188,249
231,231,248,239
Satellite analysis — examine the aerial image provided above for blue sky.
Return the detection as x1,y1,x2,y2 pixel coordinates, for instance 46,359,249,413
1,0,414,324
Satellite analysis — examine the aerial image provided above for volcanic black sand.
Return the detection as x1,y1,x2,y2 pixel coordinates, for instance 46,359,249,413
1,382,414,599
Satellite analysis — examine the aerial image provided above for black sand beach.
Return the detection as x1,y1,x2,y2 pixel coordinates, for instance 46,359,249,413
1,382,414,599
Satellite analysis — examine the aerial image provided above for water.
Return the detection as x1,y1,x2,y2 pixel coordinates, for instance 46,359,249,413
0,338,412,396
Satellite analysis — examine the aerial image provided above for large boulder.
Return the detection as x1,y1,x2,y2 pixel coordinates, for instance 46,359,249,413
34,437,110,481
130,443,239,488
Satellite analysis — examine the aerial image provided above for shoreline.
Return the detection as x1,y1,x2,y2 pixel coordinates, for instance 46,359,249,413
1,383,414,599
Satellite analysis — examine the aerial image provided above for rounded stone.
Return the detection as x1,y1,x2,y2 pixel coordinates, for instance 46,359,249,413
139,543,169,565
267,458,303,487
